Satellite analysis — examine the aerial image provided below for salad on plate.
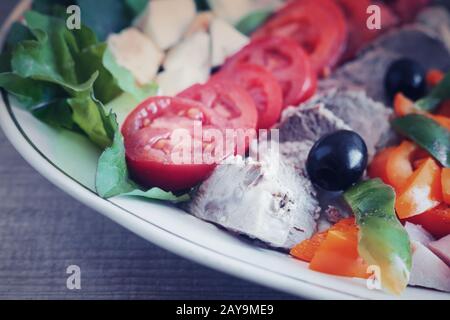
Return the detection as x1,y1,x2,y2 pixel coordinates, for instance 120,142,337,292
1,0,449,296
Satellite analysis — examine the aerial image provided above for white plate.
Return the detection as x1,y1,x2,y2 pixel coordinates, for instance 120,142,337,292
1,0,449,300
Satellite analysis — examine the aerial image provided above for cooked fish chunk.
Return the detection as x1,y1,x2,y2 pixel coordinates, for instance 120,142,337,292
107,28,163,86
187,151,320,249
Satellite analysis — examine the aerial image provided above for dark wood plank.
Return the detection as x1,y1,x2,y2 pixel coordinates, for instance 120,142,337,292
0,0,297,300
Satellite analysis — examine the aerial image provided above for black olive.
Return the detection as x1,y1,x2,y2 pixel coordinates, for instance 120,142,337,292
306,130,368,192
385,58,426,101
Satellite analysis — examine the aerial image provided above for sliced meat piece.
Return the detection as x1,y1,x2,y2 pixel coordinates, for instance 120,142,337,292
279,104,351,144
405,222,435,246
278,106,355,225
297,89,393,157
409,241,450,292
187,148,320,249
320,25,450,105
279,140,314,175
367,25,450,71
416,6,450,52
319,48,397,105
429,235,450,266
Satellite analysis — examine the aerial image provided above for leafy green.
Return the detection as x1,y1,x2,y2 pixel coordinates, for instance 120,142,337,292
416,72,450,112
0,73,64,109
344,179,412,295
392,114,450,167
95,113,190,202
31,0,72,18
0,11,123,148
32,99,75,130
75,43,122,103
1,9,190,202
236,10,272,36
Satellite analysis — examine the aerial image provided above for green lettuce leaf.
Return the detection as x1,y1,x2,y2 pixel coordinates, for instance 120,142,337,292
0,73,64,109
75,43,122,104
1,11,122,148
95,113,190,202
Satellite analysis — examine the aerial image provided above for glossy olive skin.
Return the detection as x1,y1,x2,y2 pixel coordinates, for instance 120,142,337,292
306,130,368,192
385,58,426,101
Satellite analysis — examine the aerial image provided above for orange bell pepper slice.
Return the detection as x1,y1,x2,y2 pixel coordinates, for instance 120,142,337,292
396,158,443,219
292,218,369,279
443,168,450,205
393,93,450,130
426,69,445,87
394,93,417,117
386,141,417,192
290,231,327,262
290,218,355,262
309,225,369,279
368,147,396,184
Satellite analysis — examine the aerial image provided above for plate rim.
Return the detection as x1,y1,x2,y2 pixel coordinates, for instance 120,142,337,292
0,0,440,301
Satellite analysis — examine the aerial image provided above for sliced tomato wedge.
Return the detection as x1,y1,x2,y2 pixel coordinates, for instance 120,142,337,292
122,97,224,191
224,36,316,108
252,0,347,76
407,204,450,239
177,80,258,131
213,64,283,129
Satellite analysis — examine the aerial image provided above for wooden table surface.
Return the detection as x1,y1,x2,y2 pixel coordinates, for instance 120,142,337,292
0,0,296,300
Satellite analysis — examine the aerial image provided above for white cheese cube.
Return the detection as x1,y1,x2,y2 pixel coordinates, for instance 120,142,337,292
107,28,164,86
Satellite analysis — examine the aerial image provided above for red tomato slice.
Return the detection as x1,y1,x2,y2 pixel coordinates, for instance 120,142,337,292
253,0,348,76
224,36,316,108
336,0,398,61
213,64,283,129
122,97,222,191
177,80,258,131
407,204,450,239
